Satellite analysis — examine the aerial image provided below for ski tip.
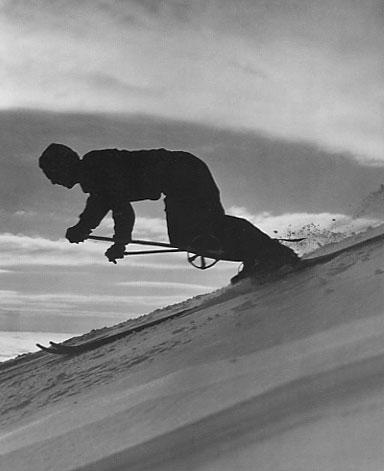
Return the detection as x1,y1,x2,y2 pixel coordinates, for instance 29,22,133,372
36,343,66,355
36,343,53,353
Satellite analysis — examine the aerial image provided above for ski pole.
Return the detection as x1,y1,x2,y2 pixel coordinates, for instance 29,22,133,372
88,235,177,249
124,248,183,256
88,235,306,247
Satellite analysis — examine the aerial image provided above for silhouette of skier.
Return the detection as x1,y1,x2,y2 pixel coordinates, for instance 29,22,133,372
39,143,298,282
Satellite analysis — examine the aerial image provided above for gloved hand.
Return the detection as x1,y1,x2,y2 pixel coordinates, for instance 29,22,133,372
65,224,91,243
105,243,126,264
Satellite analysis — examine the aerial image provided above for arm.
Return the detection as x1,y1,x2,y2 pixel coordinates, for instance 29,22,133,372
104,202,135,264
66,193,110,243
78,193,111,231
112,201,135,244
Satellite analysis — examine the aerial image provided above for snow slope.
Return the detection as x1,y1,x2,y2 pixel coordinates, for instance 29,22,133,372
1,226,384,471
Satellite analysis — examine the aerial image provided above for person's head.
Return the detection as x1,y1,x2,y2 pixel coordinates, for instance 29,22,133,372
39,143,80,188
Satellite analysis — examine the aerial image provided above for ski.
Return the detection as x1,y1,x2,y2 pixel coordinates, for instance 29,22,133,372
36,343,63,354
36,306,194,355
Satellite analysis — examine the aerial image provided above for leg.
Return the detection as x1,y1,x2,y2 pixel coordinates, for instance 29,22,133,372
164,197,225,248
213,215,299,283
213,215,298,264
163,152,226,247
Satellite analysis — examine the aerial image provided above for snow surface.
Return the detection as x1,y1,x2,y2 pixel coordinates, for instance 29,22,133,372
1,225,384,470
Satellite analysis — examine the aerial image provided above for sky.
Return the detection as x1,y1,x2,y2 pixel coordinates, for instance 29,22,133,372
0,0,384,334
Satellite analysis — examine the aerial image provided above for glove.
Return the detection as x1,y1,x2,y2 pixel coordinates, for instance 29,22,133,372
65,224,91,243
105,243,126,264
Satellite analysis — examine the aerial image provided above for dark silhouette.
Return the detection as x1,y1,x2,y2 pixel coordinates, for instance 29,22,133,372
39,143,298,282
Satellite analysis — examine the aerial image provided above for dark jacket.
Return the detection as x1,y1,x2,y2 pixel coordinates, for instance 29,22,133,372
76,148,223,243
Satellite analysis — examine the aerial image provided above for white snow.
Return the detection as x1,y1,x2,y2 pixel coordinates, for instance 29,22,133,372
1,226,384,471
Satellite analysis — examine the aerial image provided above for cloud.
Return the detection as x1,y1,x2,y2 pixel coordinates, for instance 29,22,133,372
1,0,383,162
228,206,383,254
0,289,187,323
0,233,186,269
99,215,168,240
117,281,215,291
0,289,184,308
0,233,101,267
87,73,163,97
229,206,382,234
133,216,169,239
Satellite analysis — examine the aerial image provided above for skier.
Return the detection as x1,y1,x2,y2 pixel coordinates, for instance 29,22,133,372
39,143,298,283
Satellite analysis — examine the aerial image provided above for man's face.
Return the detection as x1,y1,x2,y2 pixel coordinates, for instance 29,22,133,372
45,169,77,188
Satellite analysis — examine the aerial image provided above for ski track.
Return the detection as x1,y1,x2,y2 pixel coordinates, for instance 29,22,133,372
1,225,384,470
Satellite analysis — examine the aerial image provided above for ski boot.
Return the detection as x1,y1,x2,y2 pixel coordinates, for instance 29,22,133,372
231,246,300,284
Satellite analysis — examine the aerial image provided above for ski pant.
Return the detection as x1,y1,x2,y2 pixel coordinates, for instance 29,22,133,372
163,151,291,262
165,200,290,263
163,151,226,247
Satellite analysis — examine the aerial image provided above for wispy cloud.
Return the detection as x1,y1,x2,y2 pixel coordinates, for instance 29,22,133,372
228,206,383,254
0,233,186,269
229,206,382,235
87,72,164,97
1,210,380,269
99,216,168,241
1,0,383,162
0,289,187,323
0,290,184,308
117,281,215,291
